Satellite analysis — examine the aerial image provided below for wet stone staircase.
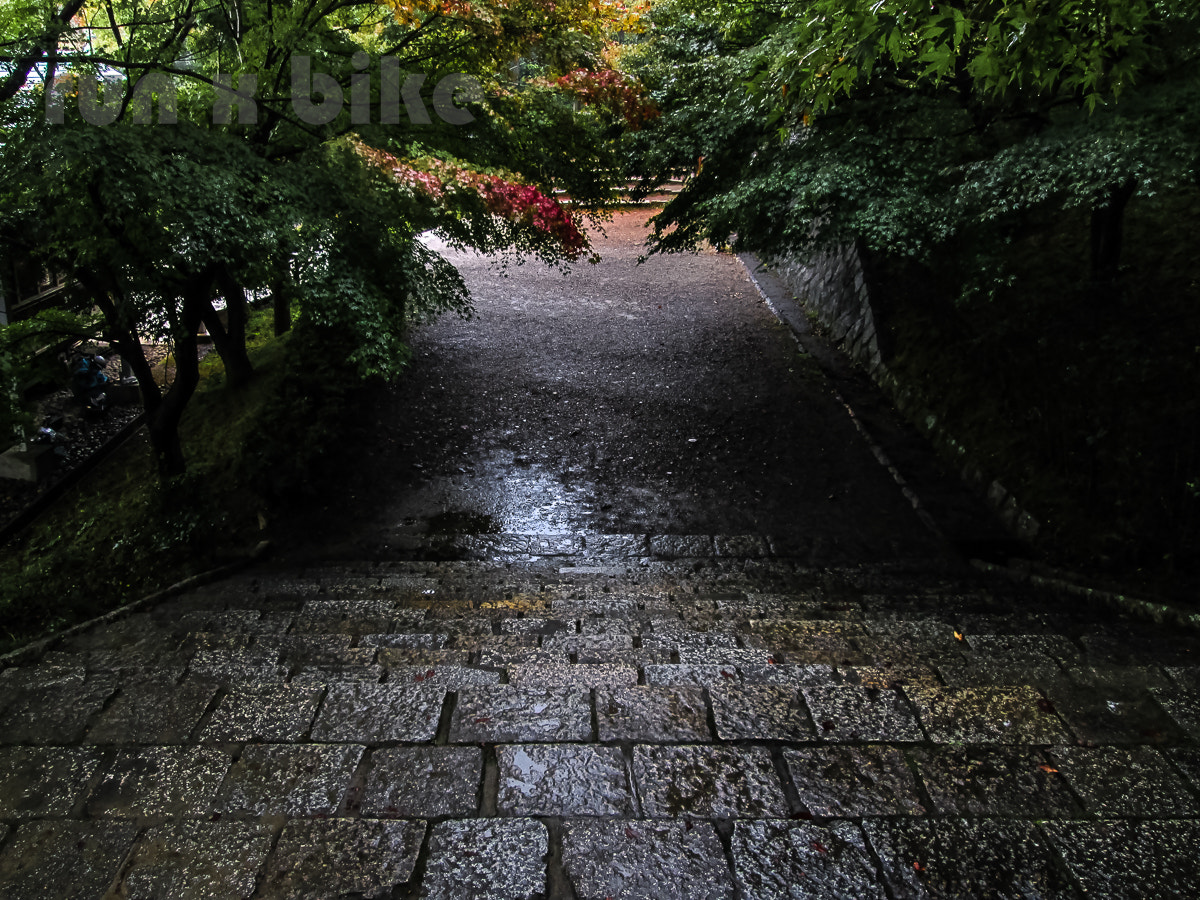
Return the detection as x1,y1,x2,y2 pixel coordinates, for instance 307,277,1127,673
1,539,1199,898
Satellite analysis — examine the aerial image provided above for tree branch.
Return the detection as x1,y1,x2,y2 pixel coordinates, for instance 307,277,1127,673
0,0,87,105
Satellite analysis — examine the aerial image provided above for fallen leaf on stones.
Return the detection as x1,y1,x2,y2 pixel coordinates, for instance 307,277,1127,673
1038,764,1059,774
953,631,964,641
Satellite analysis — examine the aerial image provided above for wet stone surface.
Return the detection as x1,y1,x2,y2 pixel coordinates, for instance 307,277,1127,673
1167,747,1200,792
862,817,1077,900
2,211,1199,898
678,648,773,668
0,664,85,693
310,683,445,743
838,664,939,689
595,686,712,743
936,657,1064,688
292,663,384,683
449,687,592,743
904,685,1072,744
506,662,638,690
650,535,716,559
732,820,886,900
1046,746,1200,817
542,632,636,654
361,746,482,818
477,648,567,668
710,684,814,741
497,744,635,816
292,599,398,634
751,620,863,657
188,649,289,681
1165,665,1200,693
386,663,501,689
378,649,473,668
634,745,789,819
258,819,425,900
801,685,924,742
199,683,324,743
643,664,740,687
0,821,137,900
422,818,548,900
1044,819,1200,899
87,746,232,818
1149,686,1200,739
0,746,102,819
114,820,274,900
562,819,734,900
910,747,1079,818
739,662,837,685
215,743,363,816
0,677,116,744
362,632,450,649
1044,682,1185,744
643,622,738,651
784,746,925,817
85,676,218,744
964,633,1081,663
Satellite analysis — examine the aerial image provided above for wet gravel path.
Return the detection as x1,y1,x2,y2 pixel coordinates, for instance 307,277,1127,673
282,210,959,563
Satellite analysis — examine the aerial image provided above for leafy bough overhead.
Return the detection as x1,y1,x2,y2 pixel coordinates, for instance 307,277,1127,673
0,0,645,475
625,0,1200,287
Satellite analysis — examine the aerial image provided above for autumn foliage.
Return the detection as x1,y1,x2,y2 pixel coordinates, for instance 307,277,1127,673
354,142,587,258
558,68,658,128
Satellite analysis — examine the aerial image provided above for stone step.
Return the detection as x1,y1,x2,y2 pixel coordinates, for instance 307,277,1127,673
2,551,1198,898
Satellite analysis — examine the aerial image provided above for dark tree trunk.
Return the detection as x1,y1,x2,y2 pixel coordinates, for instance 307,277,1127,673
77,268,163,416
205,268,254,388
148,282,207,477
1091,178,1136,284
271,278,293,337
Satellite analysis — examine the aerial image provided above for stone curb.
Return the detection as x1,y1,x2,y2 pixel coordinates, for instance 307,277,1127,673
971,557,1200,634
0,540,273,668
740,252,1044,546
738,256,943,541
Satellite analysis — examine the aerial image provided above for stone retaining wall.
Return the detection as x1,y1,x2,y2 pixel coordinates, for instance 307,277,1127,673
770,245,885,377
767,245,1041,544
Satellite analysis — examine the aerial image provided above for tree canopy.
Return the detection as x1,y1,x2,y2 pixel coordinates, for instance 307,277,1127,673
1,0,646,474
625,0,1200,292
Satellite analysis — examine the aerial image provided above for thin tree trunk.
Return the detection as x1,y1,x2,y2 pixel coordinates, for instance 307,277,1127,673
77,268,162,415
205,268,254,387
148,283,206,477
1091,177,1136,283
271,277,293,336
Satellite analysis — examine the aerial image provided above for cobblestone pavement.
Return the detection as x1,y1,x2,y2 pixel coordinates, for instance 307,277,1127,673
1,552,1198,898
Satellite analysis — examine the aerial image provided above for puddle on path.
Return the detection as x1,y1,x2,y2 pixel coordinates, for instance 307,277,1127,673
389,455,610,535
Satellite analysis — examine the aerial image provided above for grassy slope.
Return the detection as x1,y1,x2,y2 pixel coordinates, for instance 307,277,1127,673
0,315,290,652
